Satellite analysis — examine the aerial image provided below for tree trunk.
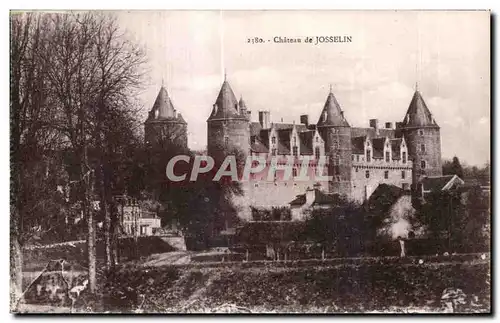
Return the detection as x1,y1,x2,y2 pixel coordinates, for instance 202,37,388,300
10,218,23,311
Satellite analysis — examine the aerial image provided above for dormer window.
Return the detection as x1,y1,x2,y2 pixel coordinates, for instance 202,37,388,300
385,151,390,163
315,136,319,143
292,146,298,156
272,136,276,144
402,151,407,164
272,148,277,156
315,147,320,159
293,136,297,146
366,149,372,163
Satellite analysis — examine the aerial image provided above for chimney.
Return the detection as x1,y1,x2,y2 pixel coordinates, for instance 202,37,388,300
258,111,270,129
369,119,379,129
385,122,393,129
300,114,309,126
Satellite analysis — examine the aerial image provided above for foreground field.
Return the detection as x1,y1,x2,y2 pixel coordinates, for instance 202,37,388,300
72,256,490,314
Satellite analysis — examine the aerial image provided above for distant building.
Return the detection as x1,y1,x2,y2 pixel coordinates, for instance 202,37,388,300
115,196,161,236
205,77,442,206
420,174,465,199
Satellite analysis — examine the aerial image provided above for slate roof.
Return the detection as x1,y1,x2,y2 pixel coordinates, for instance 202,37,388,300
146,86,187,124
289,189,343,206
351,127,396,139
351,136,366,154
391,138,403,160
371,137,386,158
421,175,463,192
317,92,350,127
402,90,439,128
208,80,247,120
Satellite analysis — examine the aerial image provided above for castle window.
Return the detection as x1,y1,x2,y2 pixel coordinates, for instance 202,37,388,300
292,146,298,156
402,170,406,179
334,165,340,175
402,151,407,164
272,136,276,144
315,147,320,159
420,144,426,153
421,160,427,169
385,151,390,163
366,149,372,162
419,129,424,136
356,155,360,162
224,136,229,146
292,168,298,177
384,170,389,179
272,148,277,156
293,136,297,145
352,155,355,161
316,136,319,143
365,170,370,179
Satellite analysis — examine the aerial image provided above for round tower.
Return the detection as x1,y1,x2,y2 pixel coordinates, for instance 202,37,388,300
400,89,442,187
207,78,250,168
316,88,352,197
144,86,188,152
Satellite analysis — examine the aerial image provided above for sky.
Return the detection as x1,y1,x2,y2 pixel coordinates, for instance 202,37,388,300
115,10,490,166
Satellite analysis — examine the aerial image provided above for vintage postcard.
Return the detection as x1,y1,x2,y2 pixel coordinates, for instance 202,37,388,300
10,10,490,314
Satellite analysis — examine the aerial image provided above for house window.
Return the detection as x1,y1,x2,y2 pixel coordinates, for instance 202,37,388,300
419,129,424,136
366,149,371,162
272,136,276,144
402,151,407,164
292,146,298,156
315,147,320,159
272,148,277,156
421,144,426,153
421,160,426,169
385,151,390,163
402,170,406,179
365,170,370,178
384,170,389,179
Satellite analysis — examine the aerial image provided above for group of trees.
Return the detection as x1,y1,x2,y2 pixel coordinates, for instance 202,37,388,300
10,11,147,304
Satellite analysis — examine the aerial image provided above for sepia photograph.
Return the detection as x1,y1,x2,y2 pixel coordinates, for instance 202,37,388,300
9,9,491,314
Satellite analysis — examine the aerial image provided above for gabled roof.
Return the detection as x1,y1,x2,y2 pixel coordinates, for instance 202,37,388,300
351,136,367,154
371,137,386,158
391,138,403,159
421,175,464,192
299,131,314,155
208,80,246,120
317,91,350,127
402,90,439,128
289,189,343,206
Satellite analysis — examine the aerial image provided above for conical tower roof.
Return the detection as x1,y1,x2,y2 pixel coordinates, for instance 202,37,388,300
317,90,350,127
148,86,176,120
208,79,244,120
239,95,247,109
402,90,439,128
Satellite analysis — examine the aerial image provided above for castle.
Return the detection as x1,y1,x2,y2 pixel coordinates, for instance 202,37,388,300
145,77,442,206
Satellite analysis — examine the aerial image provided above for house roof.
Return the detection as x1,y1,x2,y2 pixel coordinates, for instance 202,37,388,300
371,137,386,158
317,91,350,127
421,175,464,192
351,136,366,154
391,138,403,159
250,122,262,136
351,127,396,139
236,221,307,245
289,189,342,206
402,90,439,128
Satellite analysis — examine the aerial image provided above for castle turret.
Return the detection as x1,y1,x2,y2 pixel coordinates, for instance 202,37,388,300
316,87,352,197
400,89,442,187
144,85,188,151
207,77,250,166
